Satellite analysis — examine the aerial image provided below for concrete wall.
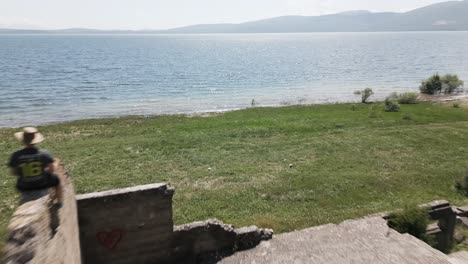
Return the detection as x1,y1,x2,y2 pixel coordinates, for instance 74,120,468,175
3,161,81,264
76,183,175,264
77,184,273,264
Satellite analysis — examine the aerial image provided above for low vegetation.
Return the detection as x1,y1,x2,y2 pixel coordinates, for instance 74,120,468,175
420,74,464,95
397,92,418,104
2,102,468,254
387,205,430,242
384,94,401,112
455,170,468,197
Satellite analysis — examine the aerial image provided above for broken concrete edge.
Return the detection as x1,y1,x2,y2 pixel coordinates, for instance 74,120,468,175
174,219,273,247
171,219,273,263
75,182,175,201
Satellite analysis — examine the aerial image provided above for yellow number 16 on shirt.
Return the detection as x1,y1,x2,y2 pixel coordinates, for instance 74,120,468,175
18,162,42,177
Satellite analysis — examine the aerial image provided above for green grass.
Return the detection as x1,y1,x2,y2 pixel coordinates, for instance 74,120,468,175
2,102,468,253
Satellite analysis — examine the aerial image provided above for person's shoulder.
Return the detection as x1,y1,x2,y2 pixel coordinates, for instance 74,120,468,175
10,149,24,157
39,149,53,156
8,149,23,166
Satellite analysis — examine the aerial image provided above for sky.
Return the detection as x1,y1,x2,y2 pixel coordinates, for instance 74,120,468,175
0,0,454,30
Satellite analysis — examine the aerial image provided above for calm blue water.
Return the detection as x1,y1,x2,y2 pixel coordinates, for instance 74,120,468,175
1,32,467,127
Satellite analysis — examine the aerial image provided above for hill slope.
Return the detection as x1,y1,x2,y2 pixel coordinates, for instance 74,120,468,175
1,1,467,33
168,0,468,33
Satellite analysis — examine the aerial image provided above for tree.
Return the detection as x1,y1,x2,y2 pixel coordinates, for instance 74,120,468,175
441,74,464,94
420,73,464,95
419,74,442,95
361,88,374,103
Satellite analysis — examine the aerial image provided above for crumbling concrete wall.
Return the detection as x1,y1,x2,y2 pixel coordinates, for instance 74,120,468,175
76,183,175,264
3,161,81,264
171,219,273,263
77,183,273,264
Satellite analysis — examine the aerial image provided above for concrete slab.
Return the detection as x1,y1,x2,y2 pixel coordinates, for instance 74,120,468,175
220,217,452,264
449,251,468,264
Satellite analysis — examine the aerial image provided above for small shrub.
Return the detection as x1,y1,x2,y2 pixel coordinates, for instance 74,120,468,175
453,101,461,108
368,104,378,118
351,104,357,111
353,90,362,95
251,99,256,107
387,205,430,242
398,92,418,104
455,170,468,196
361,88,374,103
402,113,414,120
442,74,464,94
384,96,400,112
420,74,442,95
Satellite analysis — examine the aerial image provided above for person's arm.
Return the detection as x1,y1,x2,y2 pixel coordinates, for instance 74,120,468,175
42,149,55,173
42,149,63,204
45,163,55,173
8,153,18,176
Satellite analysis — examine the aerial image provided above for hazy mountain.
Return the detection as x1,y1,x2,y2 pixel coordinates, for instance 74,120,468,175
1,1,467,34
167,0,468,33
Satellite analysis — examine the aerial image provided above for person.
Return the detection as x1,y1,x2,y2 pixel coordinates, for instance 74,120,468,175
8,127,63,206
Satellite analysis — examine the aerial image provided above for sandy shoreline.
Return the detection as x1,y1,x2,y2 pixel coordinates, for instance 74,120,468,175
2,92,468,129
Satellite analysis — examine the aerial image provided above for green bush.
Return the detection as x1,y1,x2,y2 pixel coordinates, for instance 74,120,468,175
455,170,468,196
402,113,414,120
387,205,430,241
420,74,442,95
420,73,464,95
453,101,461,108
384,96,400,112
368,104,378,118
442,74,464,94
398,92,418,104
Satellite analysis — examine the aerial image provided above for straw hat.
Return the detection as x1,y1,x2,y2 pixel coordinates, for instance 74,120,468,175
14,127,44,145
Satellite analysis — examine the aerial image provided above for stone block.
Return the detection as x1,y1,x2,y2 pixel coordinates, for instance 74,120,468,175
76,183,175,264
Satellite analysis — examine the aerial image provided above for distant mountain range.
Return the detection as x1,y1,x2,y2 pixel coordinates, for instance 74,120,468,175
1,0,468,34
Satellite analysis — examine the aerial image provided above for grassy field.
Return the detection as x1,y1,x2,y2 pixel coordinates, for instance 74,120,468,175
2,102,468,253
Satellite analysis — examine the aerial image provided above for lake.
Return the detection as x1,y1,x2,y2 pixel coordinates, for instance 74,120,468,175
0,32,467,127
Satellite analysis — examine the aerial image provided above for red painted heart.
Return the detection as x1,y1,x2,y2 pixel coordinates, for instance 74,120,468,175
96,229,123,250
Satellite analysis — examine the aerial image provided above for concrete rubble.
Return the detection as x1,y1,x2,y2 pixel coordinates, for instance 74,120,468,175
171,219,273,263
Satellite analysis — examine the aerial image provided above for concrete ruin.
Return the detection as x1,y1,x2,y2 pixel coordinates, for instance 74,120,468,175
76,184,272,263
3,162,273,264
3,162,468,264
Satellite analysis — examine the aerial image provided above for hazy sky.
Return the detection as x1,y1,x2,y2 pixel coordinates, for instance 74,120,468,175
0,0,453,30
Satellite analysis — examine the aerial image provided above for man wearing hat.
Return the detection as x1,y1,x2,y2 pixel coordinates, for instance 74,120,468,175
8,127,63,205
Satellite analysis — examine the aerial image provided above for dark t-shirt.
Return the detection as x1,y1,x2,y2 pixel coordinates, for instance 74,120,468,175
8,147,54,190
